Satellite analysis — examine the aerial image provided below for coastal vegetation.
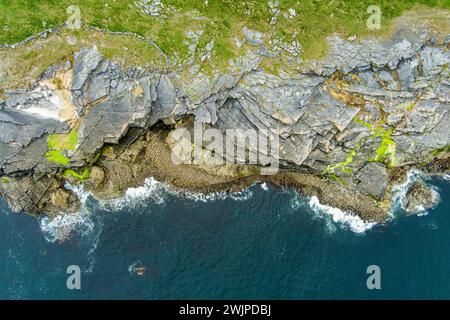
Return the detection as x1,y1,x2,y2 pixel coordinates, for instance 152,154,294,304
324,148,357,177
355,119,397,169
1,1,448,66
45,129,78,166
63,168,90,182
0,177,10,183
432,144,450,156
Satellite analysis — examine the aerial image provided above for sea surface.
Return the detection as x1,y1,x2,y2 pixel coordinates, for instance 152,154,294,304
0,172,449,299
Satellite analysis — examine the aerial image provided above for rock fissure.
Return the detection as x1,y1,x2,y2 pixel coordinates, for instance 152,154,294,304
0,21,449,219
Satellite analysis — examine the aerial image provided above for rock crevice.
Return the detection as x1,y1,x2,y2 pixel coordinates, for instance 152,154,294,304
0,24,449,219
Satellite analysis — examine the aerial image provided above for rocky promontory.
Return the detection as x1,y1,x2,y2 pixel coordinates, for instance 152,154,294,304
0,14,449,221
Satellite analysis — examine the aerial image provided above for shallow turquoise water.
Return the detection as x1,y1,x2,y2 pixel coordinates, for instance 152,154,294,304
0,176,449,299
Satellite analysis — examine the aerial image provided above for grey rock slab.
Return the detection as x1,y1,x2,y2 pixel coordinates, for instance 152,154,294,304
355,162,389,199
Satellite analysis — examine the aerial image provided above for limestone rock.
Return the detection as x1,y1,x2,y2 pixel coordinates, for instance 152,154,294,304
0,20,449,218
355,163,388,200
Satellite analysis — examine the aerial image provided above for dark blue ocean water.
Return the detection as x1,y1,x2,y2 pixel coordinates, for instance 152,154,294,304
0,176,449,300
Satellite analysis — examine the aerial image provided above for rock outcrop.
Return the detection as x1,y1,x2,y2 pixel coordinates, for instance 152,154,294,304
0,19,449,220
403,180,440,215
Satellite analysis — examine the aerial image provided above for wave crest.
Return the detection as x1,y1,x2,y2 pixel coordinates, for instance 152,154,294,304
101,177,255,209
39,210,94,243
102,177,167,211
39,184,95,243
308,196,376,233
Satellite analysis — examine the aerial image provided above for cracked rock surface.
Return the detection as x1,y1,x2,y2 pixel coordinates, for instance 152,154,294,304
0,21,449,218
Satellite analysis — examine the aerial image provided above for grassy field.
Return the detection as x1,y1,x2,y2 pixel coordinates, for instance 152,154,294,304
1,0,448,65
0,28,167,90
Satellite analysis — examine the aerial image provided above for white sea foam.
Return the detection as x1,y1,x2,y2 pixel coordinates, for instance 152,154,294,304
102,176,255,209
289,191,303,211
128,260,145,275
391,170,422,210
230,188,253,201
179,187,254,202
39,184,101,272
39,210,94,243
260,182,269,191
39,184,94,243
308,196,376,233
177,190,227,202
102,177,167,211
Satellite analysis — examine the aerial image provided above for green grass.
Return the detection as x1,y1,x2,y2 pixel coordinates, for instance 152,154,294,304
45,129,78,166
0,28,167,90
63,168,90,181
0,0,448,67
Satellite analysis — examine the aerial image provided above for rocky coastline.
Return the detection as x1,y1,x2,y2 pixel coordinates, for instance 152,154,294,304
0,15,449,222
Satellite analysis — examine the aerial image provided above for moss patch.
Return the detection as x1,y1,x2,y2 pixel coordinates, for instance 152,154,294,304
325,148,357,176
372,129,397,168
432,144,450,156
1,177,11,183
45,150,69,166
48,129,78,151
46,129,78,166
355,119,397,168
401,101,416,111
63,168,90,181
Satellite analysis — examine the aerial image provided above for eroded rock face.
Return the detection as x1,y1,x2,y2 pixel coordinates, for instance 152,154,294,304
403,180,440,215
0,21,449,219
0,175,80,216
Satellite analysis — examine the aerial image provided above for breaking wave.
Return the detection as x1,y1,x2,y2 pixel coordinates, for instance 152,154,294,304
391,169,422,216
101,177,167,211
101,176,255,210
287,189,375,233
39,210,95,243
308,196,376,233
39,184,94,243
38,184,101,272
260,182,269,191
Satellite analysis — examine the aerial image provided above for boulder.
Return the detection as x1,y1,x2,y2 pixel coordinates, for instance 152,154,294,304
84,165,105,189
50,189,70,210
355,163,388,200
403,181,440,215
